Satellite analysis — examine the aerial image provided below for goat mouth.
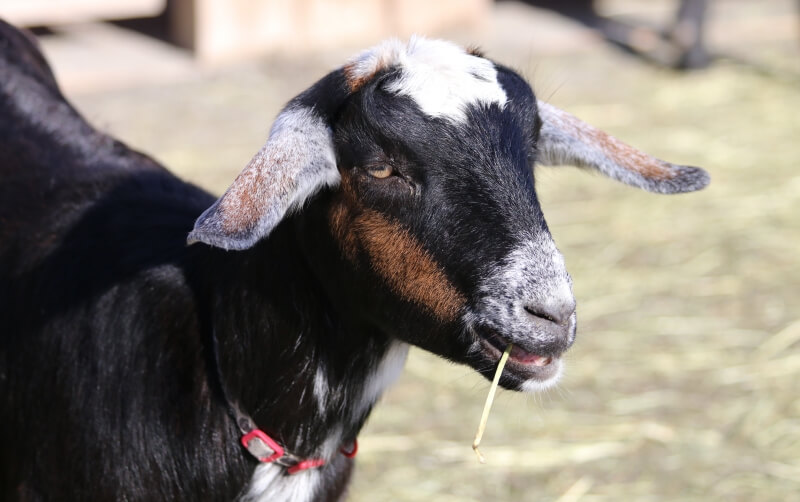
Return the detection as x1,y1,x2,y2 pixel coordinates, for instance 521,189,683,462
476,329,562,383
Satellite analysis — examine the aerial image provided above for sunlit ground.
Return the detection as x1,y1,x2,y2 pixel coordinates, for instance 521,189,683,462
61,3,800,500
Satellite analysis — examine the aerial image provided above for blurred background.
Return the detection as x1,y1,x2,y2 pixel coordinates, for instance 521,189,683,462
3,0,798,500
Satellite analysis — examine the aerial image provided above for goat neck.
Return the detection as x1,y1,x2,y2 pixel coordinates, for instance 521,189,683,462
191,222,404,465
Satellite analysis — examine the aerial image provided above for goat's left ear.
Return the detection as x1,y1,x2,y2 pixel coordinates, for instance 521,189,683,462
535,100,709,194
188,72,349,250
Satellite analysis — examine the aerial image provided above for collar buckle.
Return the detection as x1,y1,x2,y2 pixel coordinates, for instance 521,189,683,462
240,429,284,464
240,428,358,475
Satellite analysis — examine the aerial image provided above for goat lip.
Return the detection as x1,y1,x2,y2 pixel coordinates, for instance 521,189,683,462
477,330,559,371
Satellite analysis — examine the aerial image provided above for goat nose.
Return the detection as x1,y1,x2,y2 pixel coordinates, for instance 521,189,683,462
523,299,576,327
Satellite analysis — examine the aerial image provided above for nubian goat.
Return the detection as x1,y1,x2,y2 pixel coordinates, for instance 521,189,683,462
0,21,708,502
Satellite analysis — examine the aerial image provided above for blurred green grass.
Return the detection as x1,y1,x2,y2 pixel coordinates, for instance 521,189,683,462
70,25,800,502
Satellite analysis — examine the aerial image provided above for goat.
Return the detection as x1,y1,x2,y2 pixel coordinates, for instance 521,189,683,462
0,21,708,502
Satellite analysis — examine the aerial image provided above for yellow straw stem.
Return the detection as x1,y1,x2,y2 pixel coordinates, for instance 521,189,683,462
472,343,512,463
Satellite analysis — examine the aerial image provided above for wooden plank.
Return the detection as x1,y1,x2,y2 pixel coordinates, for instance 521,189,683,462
170,0,491,63
1,0,165,26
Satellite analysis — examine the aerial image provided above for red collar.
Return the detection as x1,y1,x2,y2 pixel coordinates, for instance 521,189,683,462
209,327,355,475
240,427,357,475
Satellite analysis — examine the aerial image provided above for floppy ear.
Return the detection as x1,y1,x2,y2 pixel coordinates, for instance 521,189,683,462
188,71,349,250
535,100,709,194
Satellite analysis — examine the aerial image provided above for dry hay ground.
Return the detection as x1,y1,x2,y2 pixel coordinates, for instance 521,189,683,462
70,37,799,502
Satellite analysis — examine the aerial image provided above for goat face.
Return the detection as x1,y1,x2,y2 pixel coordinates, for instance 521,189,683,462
320,62,575,391
189,38,708,393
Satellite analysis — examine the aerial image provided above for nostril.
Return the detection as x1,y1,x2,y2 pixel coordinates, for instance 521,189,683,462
523,305,559,324
523,302,575,326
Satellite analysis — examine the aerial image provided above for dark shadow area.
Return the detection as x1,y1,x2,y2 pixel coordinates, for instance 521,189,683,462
27,26,56,36
501,0,712,69
112,10,172,44
506,0,800,80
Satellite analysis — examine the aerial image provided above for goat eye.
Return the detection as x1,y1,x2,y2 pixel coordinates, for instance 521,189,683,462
367,165,393,179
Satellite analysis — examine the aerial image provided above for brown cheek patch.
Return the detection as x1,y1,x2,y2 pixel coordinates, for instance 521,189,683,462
327,187,359,262
355,209,466,323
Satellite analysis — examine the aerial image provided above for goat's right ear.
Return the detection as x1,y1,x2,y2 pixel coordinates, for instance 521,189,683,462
188,72,350,250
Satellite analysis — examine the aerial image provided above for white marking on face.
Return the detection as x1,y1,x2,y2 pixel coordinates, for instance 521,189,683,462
240,463,321,502
473,238,574,338
468,236,575,390
346,37,507,123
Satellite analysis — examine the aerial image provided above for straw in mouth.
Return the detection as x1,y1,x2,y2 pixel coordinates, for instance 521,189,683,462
472,342,512,463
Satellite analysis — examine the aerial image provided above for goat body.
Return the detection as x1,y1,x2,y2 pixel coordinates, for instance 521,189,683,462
0,22,707,501
0,22,364,501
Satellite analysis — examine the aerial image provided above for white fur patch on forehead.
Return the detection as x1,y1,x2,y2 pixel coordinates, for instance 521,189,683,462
345,36,507,123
